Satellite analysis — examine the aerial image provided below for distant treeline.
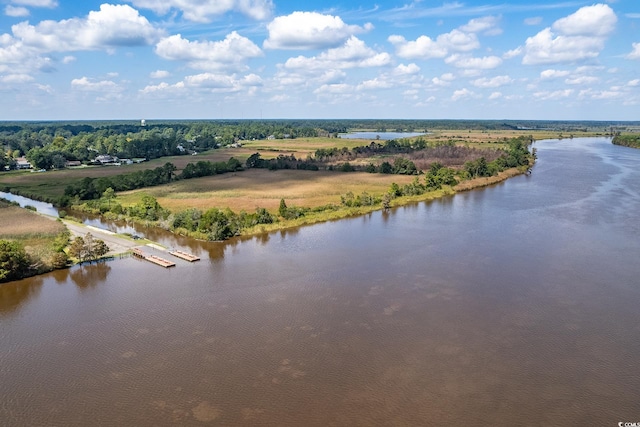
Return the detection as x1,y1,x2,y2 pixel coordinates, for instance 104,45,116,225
612,133,640,149
63,158,243,204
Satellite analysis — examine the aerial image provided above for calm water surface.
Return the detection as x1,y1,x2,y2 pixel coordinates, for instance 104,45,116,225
1,137,639,425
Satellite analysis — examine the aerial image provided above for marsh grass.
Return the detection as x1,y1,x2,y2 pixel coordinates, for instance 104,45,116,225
120,169,417,212
0,200,68,275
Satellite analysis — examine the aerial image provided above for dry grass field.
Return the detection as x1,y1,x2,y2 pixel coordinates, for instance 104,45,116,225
118,169,417,212
0,200,67,275
0,201,65,238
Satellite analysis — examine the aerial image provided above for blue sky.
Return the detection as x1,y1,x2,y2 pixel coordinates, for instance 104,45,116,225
0,0,638,120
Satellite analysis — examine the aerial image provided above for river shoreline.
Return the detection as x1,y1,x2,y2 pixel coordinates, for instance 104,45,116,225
1,164,530,283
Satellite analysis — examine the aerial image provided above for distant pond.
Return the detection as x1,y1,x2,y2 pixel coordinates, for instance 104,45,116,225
338,131,426,140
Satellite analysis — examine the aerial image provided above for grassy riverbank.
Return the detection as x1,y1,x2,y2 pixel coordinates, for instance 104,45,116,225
0,199,69,282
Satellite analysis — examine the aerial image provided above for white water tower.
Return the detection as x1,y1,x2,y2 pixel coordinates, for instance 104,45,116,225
141,119,146,127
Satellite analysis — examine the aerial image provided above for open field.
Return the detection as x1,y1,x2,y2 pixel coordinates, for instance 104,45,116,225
0,200,67,276
0,200,65,238
0,130,559,202
118,169,417,212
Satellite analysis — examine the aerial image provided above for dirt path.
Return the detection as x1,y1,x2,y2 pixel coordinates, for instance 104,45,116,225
62,220,139,256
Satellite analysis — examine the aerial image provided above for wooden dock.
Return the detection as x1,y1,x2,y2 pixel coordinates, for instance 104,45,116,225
168,249,200,262
132,248,176,268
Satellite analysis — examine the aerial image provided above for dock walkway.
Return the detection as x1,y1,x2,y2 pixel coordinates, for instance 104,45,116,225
168,249,200,262
132,248,176,268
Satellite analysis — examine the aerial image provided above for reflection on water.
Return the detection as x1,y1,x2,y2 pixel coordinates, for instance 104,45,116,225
0,276,43,315
1,138,640,425
69,262,111,289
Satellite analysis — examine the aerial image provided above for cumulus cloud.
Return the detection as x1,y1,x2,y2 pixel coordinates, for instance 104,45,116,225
264,12,372,50
628,79,640,87
128,0,273,22
460,16,502,35
140,72,262,96
627,42,640,60
389,29,478,60
431,73,455,87
472,75,513,88
283,37,390,71
5,6,30,17
565,76,599,85
155,32,262,71
523,4,617,65
11,4,163,51
552,4,616,37
0,73,34,83
445,54,502,70
534,89,573,100
71,76,124,101
390,15,503,61
150,70,170,79
451,88,474,101
540,69,570,79
357,78,393,91
488,91,502,100
394,63,420,75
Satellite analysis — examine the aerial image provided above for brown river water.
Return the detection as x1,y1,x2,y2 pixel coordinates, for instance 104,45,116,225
1,137,639,426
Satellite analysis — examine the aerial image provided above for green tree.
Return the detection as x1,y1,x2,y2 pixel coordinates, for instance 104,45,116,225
279,198,287,217
0,240,30,282
102,187,116,209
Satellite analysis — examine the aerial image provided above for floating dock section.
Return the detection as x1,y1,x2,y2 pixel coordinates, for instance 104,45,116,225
168,249,200,262
132,248,176,268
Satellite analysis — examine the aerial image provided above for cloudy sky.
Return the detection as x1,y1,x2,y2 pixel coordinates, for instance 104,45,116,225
1,0,638,120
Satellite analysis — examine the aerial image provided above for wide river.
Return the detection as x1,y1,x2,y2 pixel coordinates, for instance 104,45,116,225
1,137,639,425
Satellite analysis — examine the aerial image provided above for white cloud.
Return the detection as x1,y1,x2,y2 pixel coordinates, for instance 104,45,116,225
565,76,599,85
5,6,30,17
62,55,75,64
71,77,123,93
313,83,354,95
11,0,57,7
445,54,502,70
627,42,640,60
488,91,502,100
140,81,185,94
431,73,455,87
534,89,573,100
552,4,616,37
523,4,617,65
451,88,474,101
540,69,570,79
140,72,262,96
11,4,163,52
357,78,393,91
128,0,273,23
283,37,390,71
503,46,522,59
524,17,542,26
394,63,420,75
460,16,502,35
389,29,479,60
155,32,262,71
150,70,170,79
628,79,640,87
264,12,371,50
472,75,513,88
0,73,34,83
